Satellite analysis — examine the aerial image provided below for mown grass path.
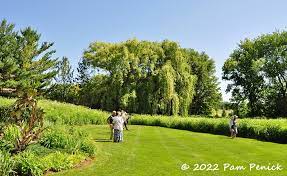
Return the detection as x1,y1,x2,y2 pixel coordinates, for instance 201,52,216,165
51,125,287,176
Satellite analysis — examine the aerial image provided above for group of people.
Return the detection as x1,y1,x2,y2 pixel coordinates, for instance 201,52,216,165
107,110,238,141
107,110,130,142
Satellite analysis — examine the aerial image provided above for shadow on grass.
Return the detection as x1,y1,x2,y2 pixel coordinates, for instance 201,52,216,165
95,138,112,142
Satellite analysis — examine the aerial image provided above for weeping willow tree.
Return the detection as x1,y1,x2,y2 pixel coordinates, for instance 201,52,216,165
157,61,178,115
83,39,221,115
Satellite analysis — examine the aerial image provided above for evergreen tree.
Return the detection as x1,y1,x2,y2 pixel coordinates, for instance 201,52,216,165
0,20,57,153
76,58,92,85
55,57,74,84
46,57,80,103
186,49,222,115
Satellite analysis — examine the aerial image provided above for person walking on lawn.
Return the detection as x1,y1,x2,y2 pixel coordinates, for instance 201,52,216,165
107,111,116,140
121,110,130,130
229,115,238,138
112,111,125,142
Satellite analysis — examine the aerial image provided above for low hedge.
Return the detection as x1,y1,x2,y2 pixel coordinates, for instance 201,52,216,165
130,115,287,143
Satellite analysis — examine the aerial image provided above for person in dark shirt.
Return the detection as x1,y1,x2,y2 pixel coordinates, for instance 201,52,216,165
107,111,116,140
229,115,238,138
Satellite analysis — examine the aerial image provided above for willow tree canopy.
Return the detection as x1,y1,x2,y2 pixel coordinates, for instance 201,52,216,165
83,39,221,116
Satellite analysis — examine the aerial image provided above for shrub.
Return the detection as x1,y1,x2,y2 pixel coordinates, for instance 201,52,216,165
0,125,21,152
12,150,85,175
0,150,15,176
222,109,227,117
14,151,44,176
39,127,96,156
26,144,55,157
0,106,12,123
80,140,96,156
41,152,84,172
39,129,68,149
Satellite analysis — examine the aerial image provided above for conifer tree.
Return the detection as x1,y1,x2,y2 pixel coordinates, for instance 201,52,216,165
0,20,57,153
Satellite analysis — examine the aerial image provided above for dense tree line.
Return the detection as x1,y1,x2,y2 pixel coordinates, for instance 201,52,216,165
0,19,222,116
223,30,287,117
47,39,222,116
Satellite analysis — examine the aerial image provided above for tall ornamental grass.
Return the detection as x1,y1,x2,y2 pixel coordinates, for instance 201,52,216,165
130,115,287,143
0,98,108,125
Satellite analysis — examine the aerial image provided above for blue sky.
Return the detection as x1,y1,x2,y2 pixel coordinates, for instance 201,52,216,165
1,0,287,101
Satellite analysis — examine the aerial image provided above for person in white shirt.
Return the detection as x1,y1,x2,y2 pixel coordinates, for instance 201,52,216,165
112,111,124,142
121,110,130,130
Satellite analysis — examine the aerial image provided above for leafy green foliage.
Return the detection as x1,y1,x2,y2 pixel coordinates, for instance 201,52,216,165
0,123,90,175
55,57,74,85
41,152,84,172
0,19,58,153
0,105,13,125
221,109,227,117
0,20,19,90
46,57,79,104
14,151,44,176
44,40,221,116
186,49,222,114
12,150,85,175
39,126,96,156
0,20,57,93
223,30,287,117
82,39,221,115
0,124,21,152
0,150,15,176
46,84,80,104
76,58,93,85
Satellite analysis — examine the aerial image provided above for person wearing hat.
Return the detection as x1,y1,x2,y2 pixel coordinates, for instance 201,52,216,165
229,115,238,138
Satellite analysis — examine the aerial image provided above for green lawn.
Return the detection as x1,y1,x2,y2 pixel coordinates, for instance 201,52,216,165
51,125,287,176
